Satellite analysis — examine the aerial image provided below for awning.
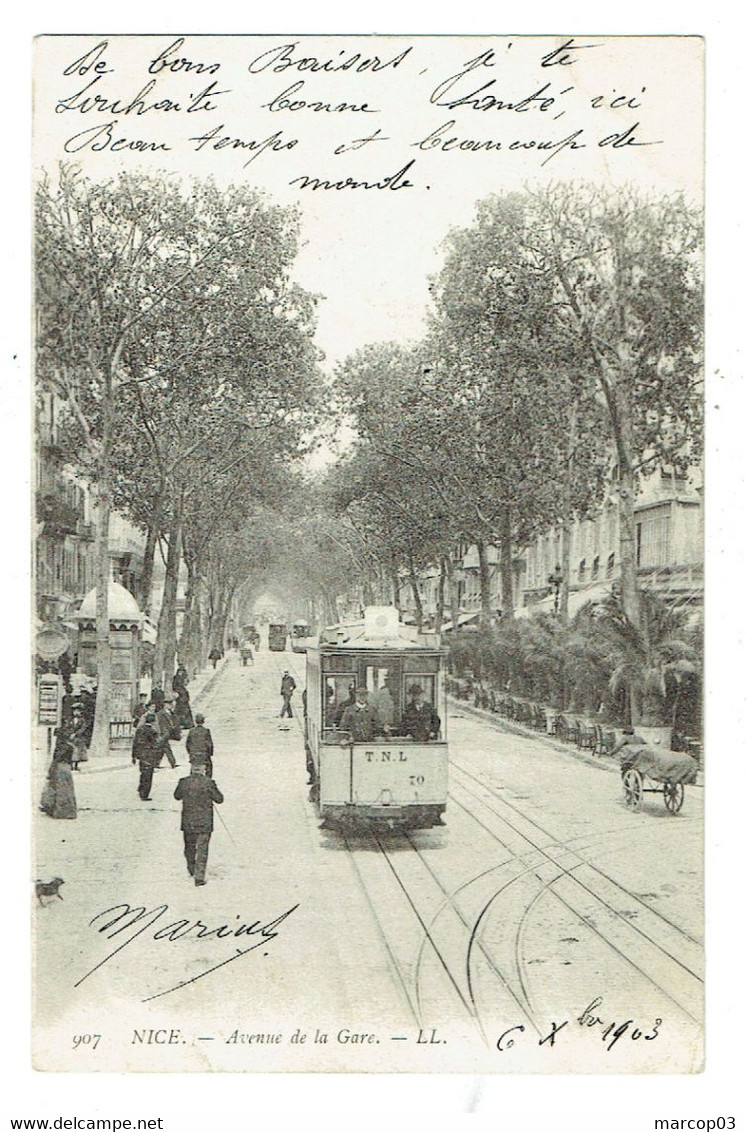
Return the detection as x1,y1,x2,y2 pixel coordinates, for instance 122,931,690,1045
516,581,614,619
441,611,481,633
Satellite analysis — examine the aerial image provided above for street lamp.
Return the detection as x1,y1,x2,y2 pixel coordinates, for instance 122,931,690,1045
548,564,563,614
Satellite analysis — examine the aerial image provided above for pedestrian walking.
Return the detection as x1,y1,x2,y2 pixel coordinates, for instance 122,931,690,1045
69,715,90,770
172,666,195,730
132,692,148,728
280,671,296,718
131,712,160,800
208,647,221,670
186,713,214,778
155,699,178,769
174,759,224,886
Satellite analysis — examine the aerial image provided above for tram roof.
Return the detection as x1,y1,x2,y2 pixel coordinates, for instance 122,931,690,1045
309,620,445,653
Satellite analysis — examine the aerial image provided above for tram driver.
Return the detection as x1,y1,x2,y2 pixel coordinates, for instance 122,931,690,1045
337,686,379,745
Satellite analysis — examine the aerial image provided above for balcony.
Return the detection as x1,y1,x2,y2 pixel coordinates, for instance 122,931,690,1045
36,493,81,537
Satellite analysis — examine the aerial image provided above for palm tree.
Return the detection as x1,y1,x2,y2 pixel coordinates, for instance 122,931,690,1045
588,590,701,727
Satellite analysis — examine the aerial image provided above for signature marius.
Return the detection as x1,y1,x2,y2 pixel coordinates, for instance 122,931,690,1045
76,901,299,1002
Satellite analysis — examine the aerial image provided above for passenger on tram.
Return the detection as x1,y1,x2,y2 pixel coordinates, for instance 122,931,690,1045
400,683,441,742
324,682,337,728
369,679,395,738
338,686,379,744
332,682,357,726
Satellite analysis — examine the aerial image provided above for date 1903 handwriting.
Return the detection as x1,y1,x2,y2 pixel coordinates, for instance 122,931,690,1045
497,997,662,1054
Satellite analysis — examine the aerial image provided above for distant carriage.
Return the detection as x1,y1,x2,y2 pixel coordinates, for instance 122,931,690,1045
291,620,310,653
304,607,449,829
268,623,288,652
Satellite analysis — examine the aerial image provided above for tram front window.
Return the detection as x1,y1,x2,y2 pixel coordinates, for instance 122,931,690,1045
364,663,402,736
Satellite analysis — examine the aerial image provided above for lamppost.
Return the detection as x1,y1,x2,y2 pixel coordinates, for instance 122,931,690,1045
548,564,564,615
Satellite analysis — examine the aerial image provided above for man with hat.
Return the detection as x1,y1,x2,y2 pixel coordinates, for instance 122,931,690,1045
155,697,178,768
338,686,378,744
173,759,224,886
280,670,297,719
401,683,440,742
131,712,161,801
186,712,214,778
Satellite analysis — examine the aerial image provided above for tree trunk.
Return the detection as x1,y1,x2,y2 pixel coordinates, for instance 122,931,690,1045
407,553,424,631
476,538,493,623
213,582,236,652
435,557,447,633
138,495,165,614
443,551,460,631
498,510,514,618
390,562,401,612
178,551,200,677
599,358,640,632
198,578,211,668
89,402,113,758
152,512,182,694
559,517,571,624
206,577,223,653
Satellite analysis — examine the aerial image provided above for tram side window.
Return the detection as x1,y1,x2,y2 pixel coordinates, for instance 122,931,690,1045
324,676,357,728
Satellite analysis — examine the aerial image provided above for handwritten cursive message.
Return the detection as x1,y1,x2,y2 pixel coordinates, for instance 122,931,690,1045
35,34,697,195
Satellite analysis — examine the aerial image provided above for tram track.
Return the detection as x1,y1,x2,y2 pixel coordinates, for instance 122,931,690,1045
448,760,703,1027
269,646,702,1041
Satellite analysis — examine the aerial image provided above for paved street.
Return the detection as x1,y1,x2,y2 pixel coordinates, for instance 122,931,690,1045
33,644,703,1074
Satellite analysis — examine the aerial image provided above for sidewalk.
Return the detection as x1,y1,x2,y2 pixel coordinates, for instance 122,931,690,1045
446,693,620,774
31,654,232,797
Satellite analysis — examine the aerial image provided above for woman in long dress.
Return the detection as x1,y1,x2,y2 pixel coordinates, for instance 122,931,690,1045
172,666,194,730
40,742,78,820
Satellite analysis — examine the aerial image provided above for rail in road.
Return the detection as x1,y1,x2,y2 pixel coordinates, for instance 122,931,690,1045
258,647,702,1046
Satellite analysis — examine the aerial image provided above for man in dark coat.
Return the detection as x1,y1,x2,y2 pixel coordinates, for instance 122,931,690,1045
155,699,178,768
280,671,296,718
401,684,441,742
173,760,224,886
338,686,378,744
132,712,161,801
133,693,148,727
186,713,214,777
333,682,357,726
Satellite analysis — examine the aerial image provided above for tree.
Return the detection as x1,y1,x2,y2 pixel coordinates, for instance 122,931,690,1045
528,183,703,629
427,192,610,620
36,165,320,750
589,590,701,728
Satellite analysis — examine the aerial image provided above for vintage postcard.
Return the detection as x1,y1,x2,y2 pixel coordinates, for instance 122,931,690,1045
31,33,705,1076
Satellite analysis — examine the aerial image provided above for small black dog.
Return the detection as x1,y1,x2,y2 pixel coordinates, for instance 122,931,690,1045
35,877,64,905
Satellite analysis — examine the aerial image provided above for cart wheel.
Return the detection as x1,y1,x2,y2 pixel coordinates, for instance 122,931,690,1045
623,767,644,811
663,781,684,814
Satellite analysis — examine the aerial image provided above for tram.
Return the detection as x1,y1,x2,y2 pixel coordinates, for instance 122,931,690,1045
268,622,288,652
291,620,310,653
304,606,448,828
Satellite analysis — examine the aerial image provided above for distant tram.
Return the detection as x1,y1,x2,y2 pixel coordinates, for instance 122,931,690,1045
304,606,448,828
268,623,288,652
291,620,310,653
